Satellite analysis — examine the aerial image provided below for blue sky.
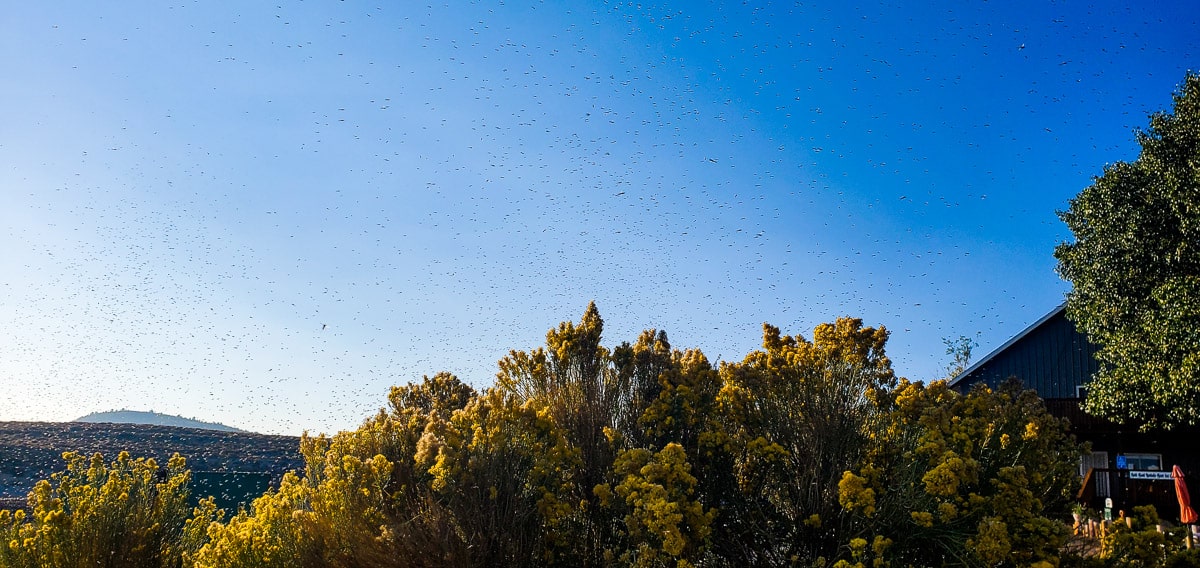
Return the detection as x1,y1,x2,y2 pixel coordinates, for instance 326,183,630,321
2,1,1196,435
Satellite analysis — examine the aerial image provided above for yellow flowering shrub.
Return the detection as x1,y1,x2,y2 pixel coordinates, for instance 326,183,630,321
495,303,626,564
0,451,204,568
422,389,581,565
921,453,974,498
0,307,1088,568
968,516,1012,564
196,373,480,568
840,378,1080,567
711,318,896,565
1095,505,1197,566
601,443,714,567
191,473,314,568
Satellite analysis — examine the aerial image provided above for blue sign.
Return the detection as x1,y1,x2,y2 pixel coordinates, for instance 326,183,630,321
1116,455,1127,469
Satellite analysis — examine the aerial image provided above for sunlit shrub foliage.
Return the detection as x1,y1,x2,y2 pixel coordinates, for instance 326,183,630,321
0,451,215,568
2,304,1087,567
838,378,1080,567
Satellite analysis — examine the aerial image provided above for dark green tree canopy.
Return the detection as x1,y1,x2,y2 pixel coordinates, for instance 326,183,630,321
1055,72,1200,430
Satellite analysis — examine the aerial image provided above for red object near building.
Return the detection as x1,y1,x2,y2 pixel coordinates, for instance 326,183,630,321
1175,465,1198,525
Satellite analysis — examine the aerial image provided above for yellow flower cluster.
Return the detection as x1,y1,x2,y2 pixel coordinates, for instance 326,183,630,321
604,443,714,567
842,377,1079,566
0,451,200,568
838,471,876,518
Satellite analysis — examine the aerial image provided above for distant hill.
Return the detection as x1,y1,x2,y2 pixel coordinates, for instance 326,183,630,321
0,421,302,501
75,410,243,432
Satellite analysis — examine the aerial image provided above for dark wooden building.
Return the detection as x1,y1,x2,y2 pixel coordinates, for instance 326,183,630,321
948,304,1200,520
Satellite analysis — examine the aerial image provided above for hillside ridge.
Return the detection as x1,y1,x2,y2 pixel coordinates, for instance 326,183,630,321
0,421,302,499
75,410,243,432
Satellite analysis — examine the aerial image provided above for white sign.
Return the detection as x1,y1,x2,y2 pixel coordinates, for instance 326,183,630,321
1129,471,1174,480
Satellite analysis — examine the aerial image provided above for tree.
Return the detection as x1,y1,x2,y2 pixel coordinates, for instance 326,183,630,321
942,335,978,380
1055,73,1200,429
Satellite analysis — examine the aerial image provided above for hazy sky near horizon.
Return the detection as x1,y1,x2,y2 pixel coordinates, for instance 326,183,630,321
2,1,1196,435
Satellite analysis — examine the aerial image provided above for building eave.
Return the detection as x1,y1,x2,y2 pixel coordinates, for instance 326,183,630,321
947,302,1067,389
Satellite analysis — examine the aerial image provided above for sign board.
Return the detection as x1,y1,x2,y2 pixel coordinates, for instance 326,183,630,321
1128,470,1174,480
1116,455,1128,469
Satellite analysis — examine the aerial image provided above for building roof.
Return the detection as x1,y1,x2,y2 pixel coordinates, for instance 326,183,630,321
947,303,1101,398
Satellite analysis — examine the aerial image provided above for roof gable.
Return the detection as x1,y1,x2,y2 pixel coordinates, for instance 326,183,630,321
948,304,1100,398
